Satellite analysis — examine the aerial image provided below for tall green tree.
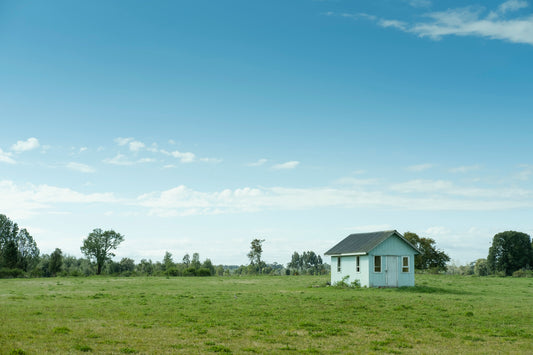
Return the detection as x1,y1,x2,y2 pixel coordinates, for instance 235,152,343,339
80,228,124,275
247,238,265,274
0,215,40,272
404,232,450,271
487,231,532,276
163,251,174,271
191,252,201,270
49,248,63,276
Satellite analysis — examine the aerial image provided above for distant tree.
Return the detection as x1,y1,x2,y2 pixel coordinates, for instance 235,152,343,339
404,232,450,271
487,231,532,276
120,258,135,274
191,252,201,270
288,251,301,273
49,248,63,276
3,240,19,269
200,258,214,275
163,251,174,271
474,258,489,276
247,238,265,273
80,228,124,275
182,253,190,267
0,215,40,272
287,251,324,275
137,259,154,275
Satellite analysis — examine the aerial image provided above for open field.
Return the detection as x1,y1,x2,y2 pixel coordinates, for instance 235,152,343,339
1,274,532,354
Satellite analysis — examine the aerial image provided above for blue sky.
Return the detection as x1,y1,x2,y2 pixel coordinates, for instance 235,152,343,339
1,0,532,265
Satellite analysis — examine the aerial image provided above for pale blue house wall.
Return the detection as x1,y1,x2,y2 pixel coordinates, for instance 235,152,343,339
368,235,415,287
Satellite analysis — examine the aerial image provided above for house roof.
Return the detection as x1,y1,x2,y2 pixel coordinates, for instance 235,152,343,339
324,230,420,255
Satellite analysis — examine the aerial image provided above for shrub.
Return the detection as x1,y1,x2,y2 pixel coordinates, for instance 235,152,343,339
183,267,197,277
512,269,533,278
333,276,360,288
197,268,212,276
166,267,180,277
0,268,25,279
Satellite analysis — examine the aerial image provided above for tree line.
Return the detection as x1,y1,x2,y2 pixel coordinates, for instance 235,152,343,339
0,215,328,278
404,230,533,277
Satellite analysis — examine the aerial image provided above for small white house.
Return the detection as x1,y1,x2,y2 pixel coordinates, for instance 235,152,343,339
325,230,420,287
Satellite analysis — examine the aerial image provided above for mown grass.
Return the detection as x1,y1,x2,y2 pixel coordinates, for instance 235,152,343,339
1,274,532,354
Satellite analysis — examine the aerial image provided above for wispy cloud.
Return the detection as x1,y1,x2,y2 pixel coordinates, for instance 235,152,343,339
335,1,533,46
11,137,40,152
407,0,432,8
449,165,481,173
272,161,300,170
0,148,16,164
103,154,155,166
516,164,533,180
66,162,96,173
406,163,434,172
248,158,268,167
0,180,118,218
160,149,196,163
114,137,145,152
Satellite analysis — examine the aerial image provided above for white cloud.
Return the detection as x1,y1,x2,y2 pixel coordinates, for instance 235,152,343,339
499,0,529,14
272,161,300,170
334,177,379,186
66,162,96,173
199,157,222,163
390,178,533,199
449,165,481,173
407,0,432,8
103,154,155,166
11,137,40,152
516,164,533,180
129,141,145,152
161,149,196,163
0,148,16,164
114,137,145,152
0,180,117,218
115,137,134,146
248,158,268,167
134,179,533,217
379,19,408,30
406,163,434,172
347,1,533,46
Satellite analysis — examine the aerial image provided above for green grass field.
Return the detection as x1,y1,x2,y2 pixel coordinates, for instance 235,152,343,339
1,274,532,354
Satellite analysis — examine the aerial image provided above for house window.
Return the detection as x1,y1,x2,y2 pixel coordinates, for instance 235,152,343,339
374,255,381,273
402,256,409,273
337,257,341,272
356,256,360,272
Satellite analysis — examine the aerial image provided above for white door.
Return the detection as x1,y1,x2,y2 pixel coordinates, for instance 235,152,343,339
386,256,398,287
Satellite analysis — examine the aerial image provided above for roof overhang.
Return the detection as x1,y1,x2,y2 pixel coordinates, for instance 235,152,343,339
326,252,367,257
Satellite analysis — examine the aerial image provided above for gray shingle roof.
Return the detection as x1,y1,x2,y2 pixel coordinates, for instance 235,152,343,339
324,230,419,255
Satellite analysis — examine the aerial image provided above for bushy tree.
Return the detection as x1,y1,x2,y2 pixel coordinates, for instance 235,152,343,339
247,238,266,274
487,231,532,276
80,228,124,275
191,252,201,270
474,258,489,276
163,251,174,271
49,248,63,276
287,251,325,275
404,232,450,271
0,215,40,272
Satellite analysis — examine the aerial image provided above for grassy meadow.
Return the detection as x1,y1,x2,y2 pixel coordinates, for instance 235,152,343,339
1,274,532,354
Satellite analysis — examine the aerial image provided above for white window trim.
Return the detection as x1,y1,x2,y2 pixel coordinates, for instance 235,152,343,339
374,255,382,273
337,256,341,272
402,256,409,273
356,256,360,273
